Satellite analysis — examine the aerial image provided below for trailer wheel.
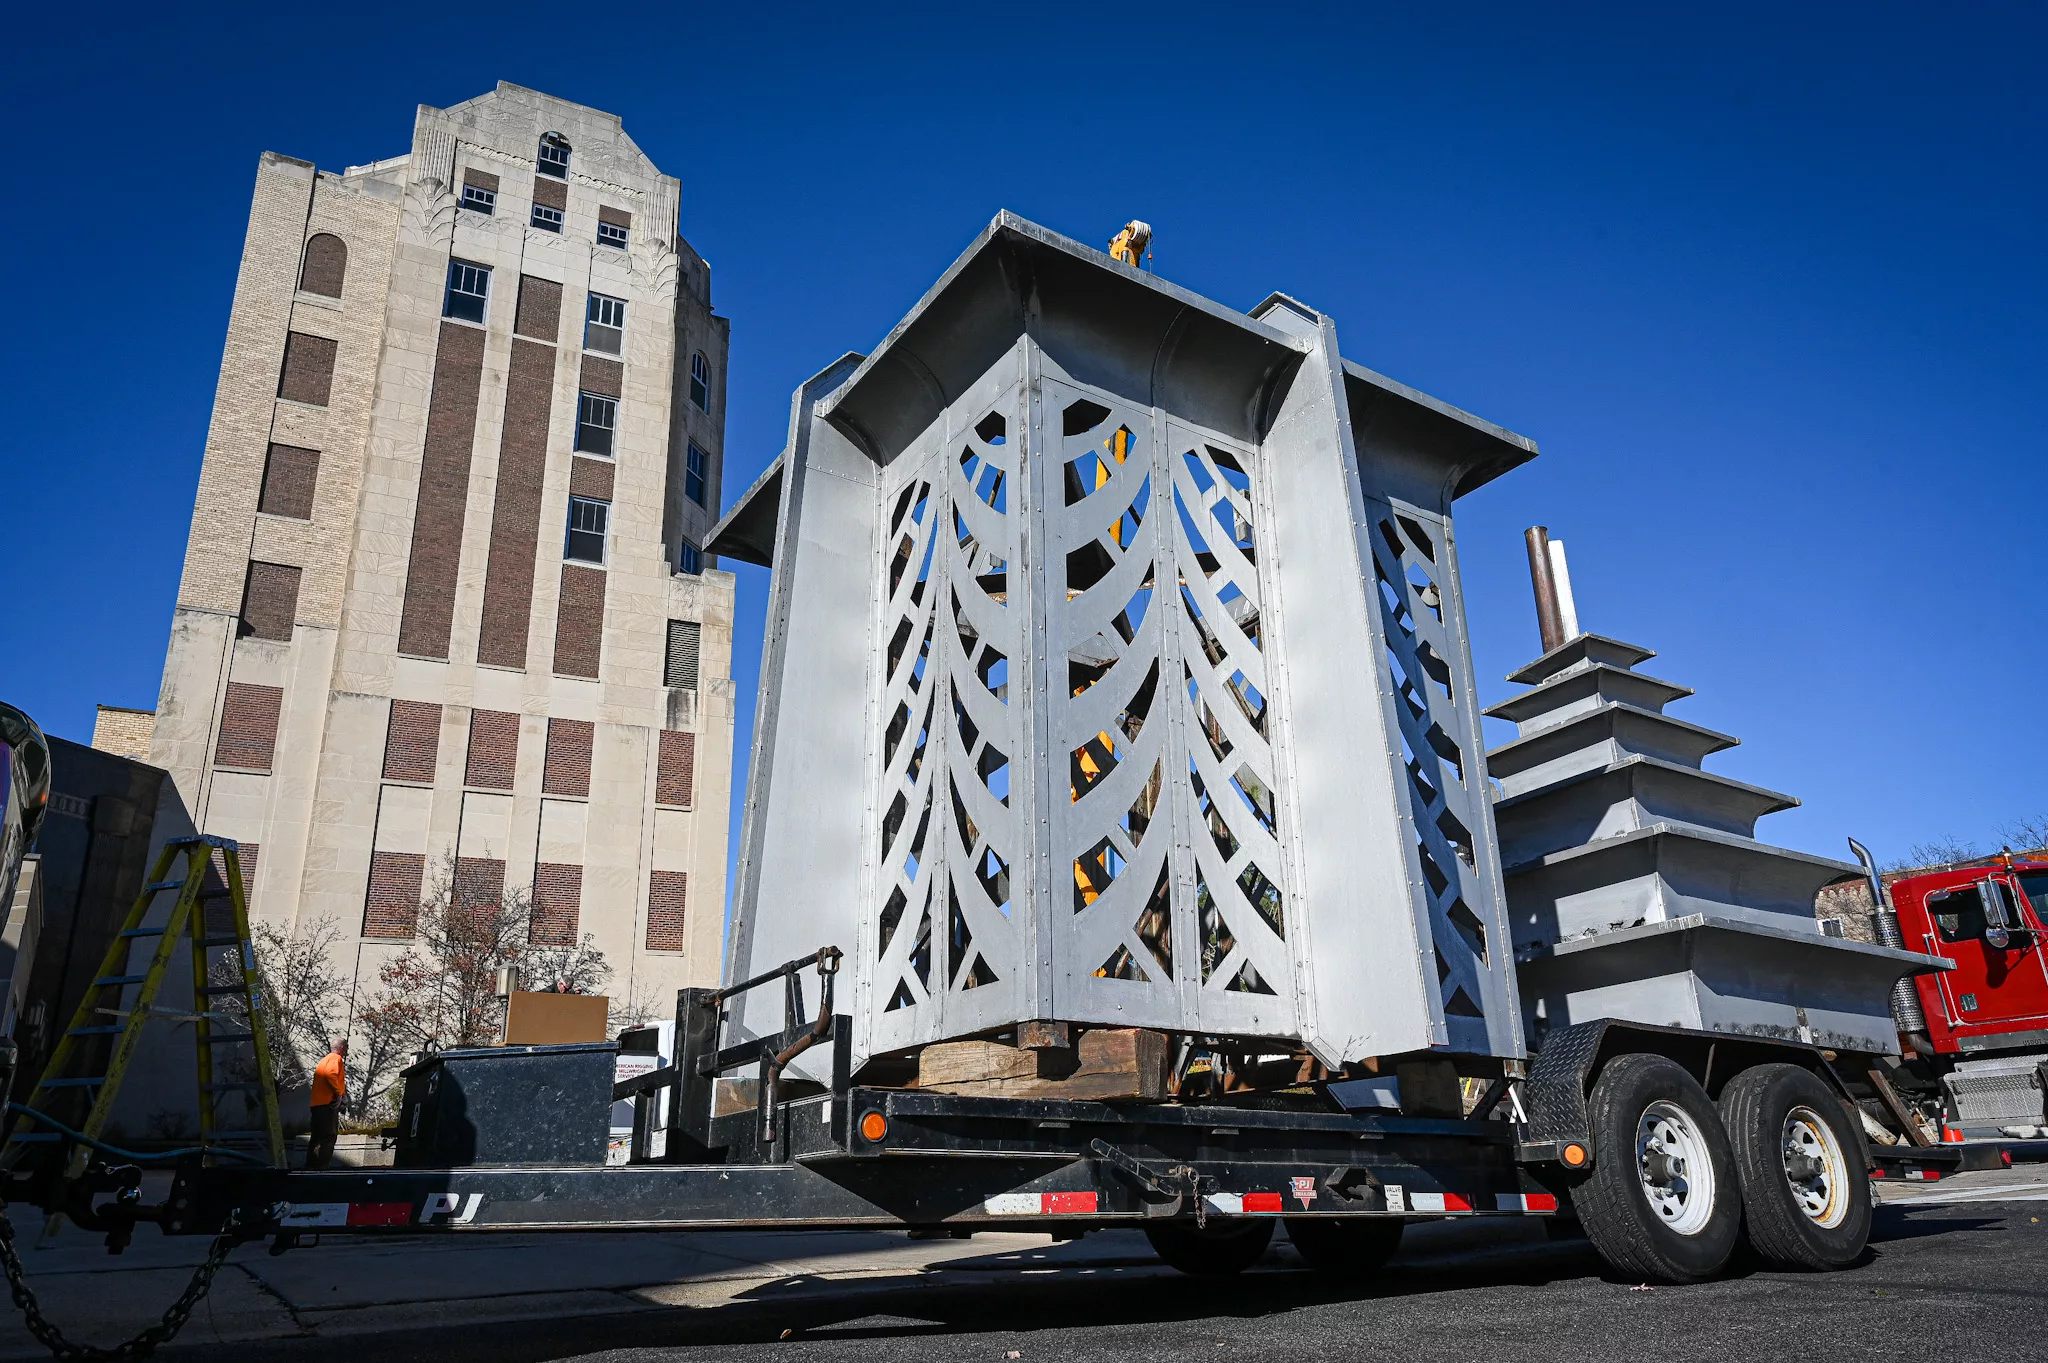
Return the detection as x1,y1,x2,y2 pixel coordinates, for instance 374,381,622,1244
1144,1219,1275,1276
1572,1052,1741,1283
1283,1217,1404,1276
1718,1063,1871,1270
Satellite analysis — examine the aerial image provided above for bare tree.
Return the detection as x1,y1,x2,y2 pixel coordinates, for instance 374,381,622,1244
1885,835,1982,873
607,982,665,1034
1998,814,2048,856
252,918,350,1087
345,858,613,1119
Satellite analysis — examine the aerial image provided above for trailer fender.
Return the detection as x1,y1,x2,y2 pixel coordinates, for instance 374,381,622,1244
1523,1019,1864,1171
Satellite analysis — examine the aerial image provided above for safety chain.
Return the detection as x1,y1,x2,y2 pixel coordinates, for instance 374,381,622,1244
0,1204,257,1362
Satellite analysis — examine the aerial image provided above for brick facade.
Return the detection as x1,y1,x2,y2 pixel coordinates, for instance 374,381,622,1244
579,354,623,398
514,275,561,341
214,682,282,772
465,709,520,789
543,718,594,797
647,870,687,951
397,320,488,657
239,561,302,640
530,862,582,946
277,331,338,406
364,850,425,938
382,699,442,782
553,564,606,678
477,336,557,668
257,443,320,519
569,456,614,500
656,729,695,807
454,856,506,912
298,233,347,298
531,175,567,211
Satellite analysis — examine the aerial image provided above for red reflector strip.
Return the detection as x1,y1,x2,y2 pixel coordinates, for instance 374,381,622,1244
1241,1192,1284,1214
1408,1192,1475,1213
346,1202,413,1227
983,1191,1100,1215
1494,1193,1559,1212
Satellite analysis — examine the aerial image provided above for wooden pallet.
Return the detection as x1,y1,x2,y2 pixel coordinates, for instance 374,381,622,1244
916,1028,1170,1101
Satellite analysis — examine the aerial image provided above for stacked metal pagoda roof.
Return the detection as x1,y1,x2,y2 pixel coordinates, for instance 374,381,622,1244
1488,632,1936,1054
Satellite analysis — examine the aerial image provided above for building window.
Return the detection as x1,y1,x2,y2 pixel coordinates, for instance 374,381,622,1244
298,233,347,297
677,539,702,575
597,220,628,250
531,201,564,233
575,392,616,456
565,495,609,564
685,442,708,506
585,293,625,354
665,620,701,690
444,259,490,323
460,182,496,215
689,352,711,411
538,134,571,179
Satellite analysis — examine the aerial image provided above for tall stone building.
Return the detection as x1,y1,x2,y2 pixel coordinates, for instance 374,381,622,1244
148,83,734,1015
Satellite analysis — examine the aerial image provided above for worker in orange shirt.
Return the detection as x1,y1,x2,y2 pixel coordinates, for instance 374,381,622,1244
308,1037,347,1169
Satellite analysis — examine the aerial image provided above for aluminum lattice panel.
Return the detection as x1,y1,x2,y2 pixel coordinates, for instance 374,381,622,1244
868,357,1027,1053
1365,500,1515,1051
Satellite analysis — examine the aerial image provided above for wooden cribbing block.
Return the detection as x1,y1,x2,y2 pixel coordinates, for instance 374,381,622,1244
917,1028,1170,1101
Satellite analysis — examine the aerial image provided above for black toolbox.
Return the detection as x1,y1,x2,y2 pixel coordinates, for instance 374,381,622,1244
394,1042,616,1167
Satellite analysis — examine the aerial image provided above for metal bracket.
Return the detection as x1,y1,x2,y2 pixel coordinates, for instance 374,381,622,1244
1085,1138,1213,1225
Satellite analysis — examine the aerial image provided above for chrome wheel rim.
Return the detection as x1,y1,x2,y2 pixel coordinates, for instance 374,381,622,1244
1782,1105,1850,1228
1636,1100,1717,1235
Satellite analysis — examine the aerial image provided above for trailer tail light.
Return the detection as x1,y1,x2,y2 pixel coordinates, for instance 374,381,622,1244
859,1111,889,1142
1561,1143,1588,1168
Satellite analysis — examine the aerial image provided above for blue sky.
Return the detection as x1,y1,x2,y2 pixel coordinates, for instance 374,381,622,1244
2,2,2041,883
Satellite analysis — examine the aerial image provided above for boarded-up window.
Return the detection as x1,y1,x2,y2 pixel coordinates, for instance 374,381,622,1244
278,332,338,406
383,700,442,782
364,851,424,939
239,561,301,640
200,844,260,930
299,233,347,297
647,870,687,952
455,857,507,912
543,718,594,797
656,730,695,808
515,274,562,341
553,565,606,678
531,863,582,946
665,620,701,690
466,710,521,790
258,444,319,519
215,683,283,772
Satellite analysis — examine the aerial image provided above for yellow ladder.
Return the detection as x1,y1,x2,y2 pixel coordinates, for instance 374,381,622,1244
2,837,286,1173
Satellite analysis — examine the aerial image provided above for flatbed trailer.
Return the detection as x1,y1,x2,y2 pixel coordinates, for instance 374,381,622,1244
125,951,1963,1283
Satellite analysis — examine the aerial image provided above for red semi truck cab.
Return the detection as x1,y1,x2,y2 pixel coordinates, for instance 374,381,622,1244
1890,858,2048,1055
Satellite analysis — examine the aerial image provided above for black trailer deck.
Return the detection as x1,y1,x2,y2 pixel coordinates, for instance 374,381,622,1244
167,1088,1564,1238
129,953,1974,1245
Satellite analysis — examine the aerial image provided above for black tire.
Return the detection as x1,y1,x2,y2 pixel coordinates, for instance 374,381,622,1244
1572,1052,1742,1283
1718,1063,1872,1270
1283,1217,1404,1275
1144,1219,1275,1276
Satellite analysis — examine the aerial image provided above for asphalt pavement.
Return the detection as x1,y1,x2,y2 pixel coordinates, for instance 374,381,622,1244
3,1166,2042,1363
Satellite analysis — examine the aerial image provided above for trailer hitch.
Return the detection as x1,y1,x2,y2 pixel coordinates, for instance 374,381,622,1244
1085,1138,1216,1225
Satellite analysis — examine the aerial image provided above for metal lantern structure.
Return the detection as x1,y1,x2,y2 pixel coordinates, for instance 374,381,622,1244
712,213,1535,1069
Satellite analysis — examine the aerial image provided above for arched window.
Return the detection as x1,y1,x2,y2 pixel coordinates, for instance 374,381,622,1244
299,233,347,298
538,133,571,179
690,352,711,412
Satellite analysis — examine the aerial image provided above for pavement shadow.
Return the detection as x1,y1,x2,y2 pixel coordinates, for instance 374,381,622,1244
168,1233,1610,1363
